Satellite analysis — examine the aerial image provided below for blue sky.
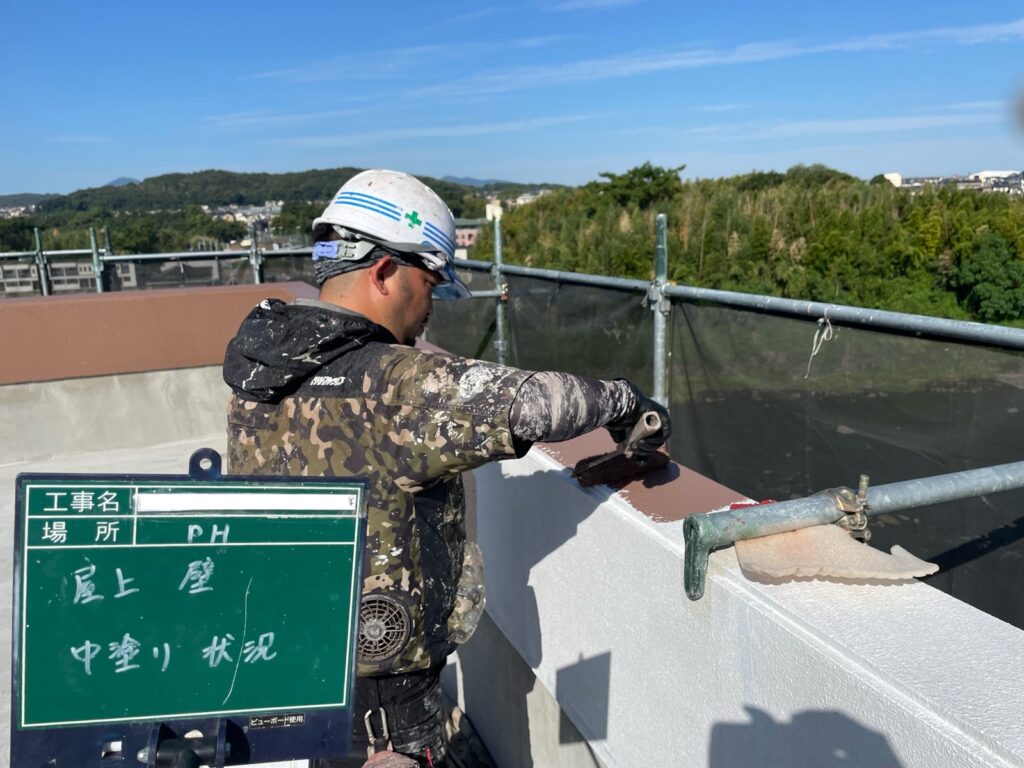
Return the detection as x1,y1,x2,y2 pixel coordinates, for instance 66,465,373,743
2,1,1022,194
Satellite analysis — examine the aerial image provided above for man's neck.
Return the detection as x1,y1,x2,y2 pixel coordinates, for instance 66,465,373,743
294,297,365,318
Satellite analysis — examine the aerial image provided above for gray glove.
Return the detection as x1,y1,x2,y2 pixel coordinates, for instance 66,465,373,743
605,380,672,458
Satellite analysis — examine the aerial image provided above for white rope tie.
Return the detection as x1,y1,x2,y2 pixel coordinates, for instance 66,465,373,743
804,310,834,379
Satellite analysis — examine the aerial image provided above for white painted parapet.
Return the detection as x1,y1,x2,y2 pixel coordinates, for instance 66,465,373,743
468,446,1024,768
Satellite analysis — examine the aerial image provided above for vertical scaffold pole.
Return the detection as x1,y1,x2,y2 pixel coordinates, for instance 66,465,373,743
89,227,104,293
651,213,670,407
249,224,263,284
33,227,51,297
493,216,508,365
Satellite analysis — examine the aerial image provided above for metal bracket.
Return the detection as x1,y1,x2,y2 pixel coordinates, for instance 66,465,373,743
684,474,874,601
683,514,715,601
643,282,671,315
824,475,871,541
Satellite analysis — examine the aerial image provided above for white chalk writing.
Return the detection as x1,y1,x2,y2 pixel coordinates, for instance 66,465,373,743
72,565,103,604
178,557,215,594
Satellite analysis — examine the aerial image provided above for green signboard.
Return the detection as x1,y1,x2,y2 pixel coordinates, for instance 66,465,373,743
11,451,367,765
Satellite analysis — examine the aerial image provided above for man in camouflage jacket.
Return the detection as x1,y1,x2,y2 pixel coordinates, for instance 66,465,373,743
223,170,670,767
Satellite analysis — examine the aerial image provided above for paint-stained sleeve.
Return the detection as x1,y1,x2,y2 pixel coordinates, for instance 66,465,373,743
381,349,533,492
509,371,636,443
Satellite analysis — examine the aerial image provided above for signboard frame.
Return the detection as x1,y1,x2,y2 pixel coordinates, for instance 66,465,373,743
10,448,368,767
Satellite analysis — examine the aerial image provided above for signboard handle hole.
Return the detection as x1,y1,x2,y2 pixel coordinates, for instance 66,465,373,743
189,448,222,480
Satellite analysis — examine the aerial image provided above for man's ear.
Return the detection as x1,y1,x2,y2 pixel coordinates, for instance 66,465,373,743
368,256,398,296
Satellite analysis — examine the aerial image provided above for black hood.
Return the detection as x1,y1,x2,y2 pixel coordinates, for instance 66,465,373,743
223,299,396,403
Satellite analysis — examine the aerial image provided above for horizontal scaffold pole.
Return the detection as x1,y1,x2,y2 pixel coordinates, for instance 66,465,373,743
683,460,1024,600
662,284,1024,351
456,259,1024,351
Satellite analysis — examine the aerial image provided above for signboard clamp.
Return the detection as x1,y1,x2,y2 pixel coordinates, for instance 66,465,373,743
188,447,222,480
139,719,230,768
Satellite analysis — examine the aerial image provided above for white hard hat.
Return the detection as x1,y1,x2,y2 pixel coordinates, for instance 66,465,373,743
313,169,469,298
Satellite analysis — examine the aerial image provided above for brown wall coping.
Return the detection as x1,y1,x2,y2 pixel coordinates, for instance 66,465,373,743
0,283,318,385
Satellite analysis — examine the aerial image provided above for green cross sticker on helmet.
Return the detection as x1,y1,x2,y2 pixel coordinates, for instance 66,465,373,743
405,211,422,228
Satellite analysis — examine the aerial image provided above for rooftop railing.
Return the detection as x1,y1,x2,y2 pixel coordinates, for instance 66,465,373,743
4,217,1024,626
5,218,1024,393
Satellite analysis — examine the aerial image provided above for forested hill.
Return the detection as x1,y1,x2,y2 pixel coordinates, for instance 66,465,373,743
474,164,1024,325
35,167,485,218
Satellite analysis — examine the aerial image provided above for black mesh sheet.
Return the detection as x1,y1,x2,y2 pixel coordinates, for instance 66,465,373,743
424,268,500,362
263,254,316,285
431,277,1024,629
669,302,1024,628
504,275,653,383
431,273,653,379
109,257,253,290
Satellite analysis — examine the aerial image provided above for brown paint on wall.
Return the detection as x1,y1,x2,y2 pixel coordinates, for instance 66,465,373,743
536,434,744,523
0,283,318,385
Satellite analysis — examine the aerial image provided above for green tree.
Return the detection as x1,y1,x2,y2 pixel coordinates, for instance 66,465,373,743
951,231,1024,322
582,163,685,209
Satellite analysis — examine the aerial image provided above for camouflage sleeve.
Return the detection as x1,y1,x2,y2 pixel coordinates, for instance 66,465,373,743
510,372,636,443
383,349,533,491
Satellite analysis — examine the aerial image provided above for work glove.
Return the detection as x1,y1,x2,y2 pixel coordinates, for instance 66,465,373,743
605,379,672,459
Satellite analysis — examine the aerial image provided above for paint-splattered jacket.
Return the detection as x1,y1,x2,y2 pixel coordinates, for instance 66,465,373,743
222,298,530,677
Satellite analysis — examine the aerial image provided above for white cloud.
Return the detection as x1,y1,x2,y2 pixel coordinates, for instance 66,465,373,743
759,113,1002,138
514,35,566,49
50,135,110,144
422,18,1024,97
920,100,1009,112
683,111,1005,142
200,109,369,131
697,103,751,113
425,6,504,30
262,114,602,147
540,0,640,10
247,45,452,83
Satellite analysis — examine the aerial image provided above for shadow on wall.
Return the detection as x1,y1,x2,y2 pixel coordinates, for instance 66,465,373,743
556,652,610,743
458,467,612,768
709,706,904,768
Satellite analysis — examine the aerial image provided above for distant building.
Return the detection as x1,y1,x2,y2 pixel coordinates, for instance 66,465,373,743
454,218,486,259
887,169,1022,195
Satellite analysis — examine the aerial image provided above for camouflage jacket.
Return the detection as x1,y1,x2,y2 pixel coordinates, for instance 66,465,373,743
223,298,530,676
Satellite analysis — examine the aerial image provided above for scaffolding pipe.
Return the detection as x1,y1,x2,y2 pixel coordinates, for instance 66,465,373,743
6,236,1024,353
249,225,263,284
32,228,50,297
493,218,508,365
102,250,250,263
651,213,670,407
453,257,493,271
683,459,1024,600
447,258,1024,352
2,248,93,259
88,228,104,293
664,284,1024,351
499,264,649,292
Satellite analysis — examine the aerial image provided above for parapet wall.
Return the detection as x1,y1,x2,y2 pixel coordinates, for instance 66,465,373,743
0,283,316,464
0,282,317,385
463,433,1024,768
